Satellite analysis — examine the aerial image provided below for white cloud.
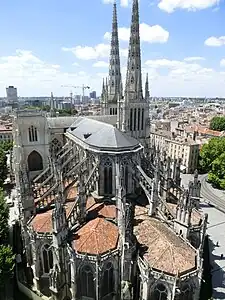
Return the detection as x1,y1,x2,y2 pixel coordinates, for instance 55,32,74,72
62,44,110,60
220,59,225,67
62,44,128,61
184,56,205,62
72,62,79,66
102,0,131,7
158,0,220,13
93,61,109,68
143,58,225,97
104,23,169,43
0,50,103,96
204,36,225,47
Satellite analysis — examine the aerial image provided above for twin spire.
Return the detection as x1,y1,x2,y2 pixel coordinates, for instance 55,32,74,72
103,0,149,105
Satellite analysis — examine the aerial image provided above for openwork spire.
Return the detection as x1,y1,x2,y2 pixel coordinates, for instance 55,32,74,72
125,0,143,101
145,73,150,100
108,1,122,103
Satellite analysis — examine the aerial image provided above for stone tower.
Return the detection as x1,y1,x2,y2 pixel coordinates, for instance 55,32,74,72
101,1,122,116
120,0,149,140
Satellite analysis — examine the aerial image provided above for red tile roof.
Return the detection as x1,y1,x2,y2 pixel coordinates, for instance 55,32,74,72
86,196,117,219
30,201,74,233
72,218,119,255
134,206,196,275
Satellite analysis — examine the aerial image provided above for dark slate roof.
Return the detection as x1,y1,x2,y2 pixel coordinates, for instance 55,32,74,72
47,115,117,129
47,116,77,129
68,117,140,151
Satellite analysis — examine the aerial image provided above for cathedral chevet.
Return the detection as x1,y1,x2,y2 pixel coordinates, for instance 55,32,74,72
12,1,207,300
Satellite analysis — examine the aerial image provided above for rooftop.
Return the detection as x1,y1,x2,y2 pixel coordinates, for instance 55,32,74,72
134,206,196,275
68,117,140,151
72,217,119,255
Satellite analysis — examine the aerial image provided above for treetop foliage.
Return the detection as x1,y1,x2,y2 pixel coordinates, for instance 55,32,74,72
209,116,225,132
199,137,225,189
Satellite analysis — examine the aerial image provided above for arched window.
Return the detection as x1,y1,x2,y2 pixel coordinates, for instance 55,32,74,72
80,265,95,298
42,244,53,274
28,126,38,142
50,138,62,158
151,283,168,300
104,159,113,195
180,284,192,300
101,262,114,298
28,150,43,171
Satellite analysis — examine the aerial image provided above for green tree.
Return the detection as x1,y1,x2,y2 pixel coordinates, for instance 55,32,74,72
199,137,225,189
0,188,9,244
0,245,15,298
0,141,13,152
209,116,225,131
0,148,8,187
199,137,225,172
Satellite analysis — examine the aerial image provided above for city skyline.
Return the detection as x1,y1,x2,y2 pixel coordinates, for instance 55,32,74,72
0,0,224,97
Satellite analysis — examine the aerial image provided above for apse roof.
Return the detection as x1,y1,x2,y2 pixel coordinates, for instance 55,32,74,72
68,117,140,151
72,217,119,255
134,206,196,276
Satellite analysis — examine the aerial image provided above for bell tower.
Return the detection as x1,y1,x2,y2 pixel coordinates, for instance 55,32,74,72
120,0,150,141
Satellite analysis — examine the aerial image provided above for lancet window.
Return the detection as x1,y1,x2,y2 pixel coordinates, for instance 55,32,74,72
101,262,114,298
80,265,95,299
28,150,43,171
151,283,168,300
180,284,192,300
28,126,38,142
42,244,53,274
104,158,113,195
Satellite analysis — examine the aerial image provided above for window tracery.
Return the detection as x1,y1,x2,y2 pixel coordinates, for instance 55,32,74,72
41,244,53,274
50,138,62,158
103,158,113,194
28,126,38,142
80,265,95,298
151,283,168,300
101,262,114,298
180,284,192,300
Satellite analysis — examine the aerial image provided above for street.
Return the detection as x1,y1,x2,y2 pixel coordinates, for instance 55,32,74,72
200,174,225,213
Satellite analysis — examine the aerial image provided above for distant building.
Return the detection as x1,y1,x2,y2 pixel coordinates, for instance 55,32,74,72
90,90,97,99
6,86,18,108
0,124,13,142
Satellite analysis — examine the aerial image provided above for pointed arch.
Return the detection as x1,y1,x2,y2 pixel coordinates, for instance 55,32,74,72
180,283,192,300
150,283,168,300
77,265,95,299
41,244,53,274
103,158,113,195
28,150,43,171
28,126,38,142
101,262,114,298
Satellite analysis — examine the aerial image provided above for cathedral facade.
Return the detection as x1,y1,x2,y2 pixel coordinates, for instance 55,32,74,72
13,1,207,300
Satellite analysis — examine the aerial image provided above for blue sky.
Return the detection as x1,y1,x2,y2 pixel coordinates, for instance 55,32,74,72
0,0,225,97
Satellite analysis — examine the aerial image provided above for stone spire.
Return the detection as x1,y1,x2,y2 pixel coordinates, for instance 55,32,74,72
108,1,121,103
50,92,55,117
125,0,143,101
145,73,150,100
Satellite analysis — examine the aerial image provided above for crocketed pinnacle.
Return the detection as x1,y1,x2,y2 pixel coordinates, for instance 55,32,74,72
108,1,122,103
125,0,143,101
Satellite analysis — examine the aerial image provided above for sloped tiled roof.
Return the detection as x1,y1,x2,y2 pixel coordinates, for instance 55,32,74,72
134,206,196,275
72,218,119,255
68,117,140,150
30,200,74,233
86,196,117,219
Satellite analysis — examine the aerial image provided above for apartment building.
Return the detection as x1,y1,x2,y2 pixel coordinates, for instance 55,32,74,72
150,130,199,174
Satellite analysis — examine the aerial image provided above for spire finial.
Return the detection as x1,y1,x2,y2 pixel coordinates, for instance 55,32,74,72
108,0,121,103
145,73,150,100
125,0,143,101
